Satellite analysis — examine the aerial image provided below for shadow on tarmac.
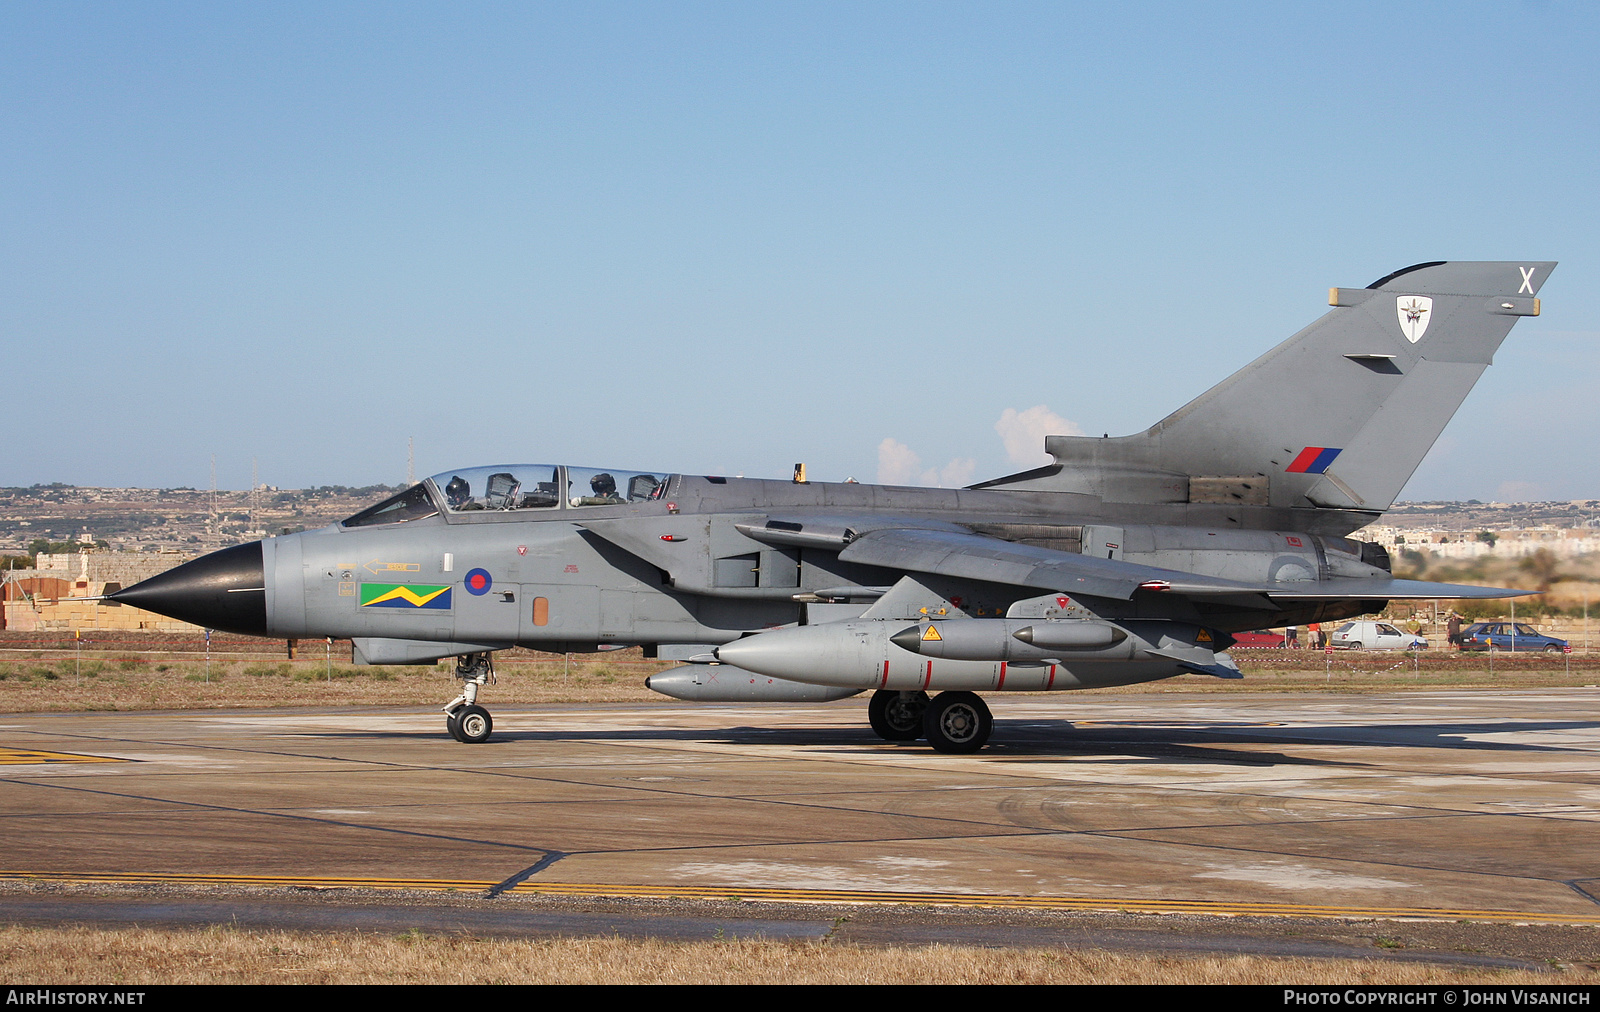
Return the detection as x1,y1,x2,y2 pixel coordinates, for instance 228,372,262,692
302,714,1600,765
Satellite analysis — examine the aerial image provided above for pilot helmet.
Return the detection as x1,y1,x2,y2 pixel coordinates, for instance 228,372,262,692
590,473,617,496
445,475,470,507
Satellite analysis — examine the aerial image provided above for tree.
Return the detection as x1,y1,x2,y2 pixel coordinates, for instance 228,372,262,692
27,539,92,556
1519,548,1561,591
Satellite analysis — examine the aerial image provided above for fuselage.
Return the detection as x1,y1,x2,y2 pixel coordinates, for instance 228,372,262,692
243,469,1384,653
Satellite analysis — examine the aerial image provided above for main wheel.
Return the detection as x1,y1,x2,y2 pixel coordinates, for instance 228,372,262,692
923,691,992,754
455,704,493,744
868,690,928,741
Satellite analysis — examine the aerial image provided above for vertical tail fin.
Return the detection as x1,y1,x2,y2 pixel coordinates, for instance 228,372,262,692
983,261,1555,513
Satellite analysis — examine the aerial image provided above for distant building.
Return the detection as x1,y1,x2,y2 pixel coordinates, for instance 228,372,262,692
1359,525,1600,560
2,551,199,632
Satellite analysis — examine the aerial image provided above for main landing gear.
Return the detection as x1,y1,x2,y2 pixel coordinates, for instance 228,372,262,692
444,652,496,743
868,690,928,741
867,689,993,754
923,691,992,754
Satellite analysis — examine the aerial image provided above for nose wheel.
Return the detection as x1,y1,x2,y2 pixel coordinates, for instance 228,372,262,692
447,704,493,743
444,652,497,743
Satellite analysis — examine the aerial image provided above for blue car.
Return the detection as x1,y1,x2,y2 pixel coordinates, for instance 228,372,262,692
1460,622,1568,653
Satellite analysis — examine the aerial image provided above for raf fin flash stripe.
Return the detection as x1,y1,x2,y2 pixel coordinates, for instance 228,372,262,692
1285,447,1342,474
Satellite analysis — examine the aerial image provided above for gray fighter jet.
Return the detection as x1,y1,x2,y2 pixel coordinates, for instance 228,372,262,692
112,261,1553,752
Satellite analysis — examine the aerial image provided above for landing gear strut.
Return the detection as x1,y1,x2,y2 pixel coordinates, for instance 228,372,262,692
923,691,992,754
444,652,496,743
868,689,929,741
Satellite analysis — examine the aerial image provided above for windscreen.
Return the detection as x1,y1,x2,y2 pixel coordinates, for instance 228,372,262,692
343,484,440,528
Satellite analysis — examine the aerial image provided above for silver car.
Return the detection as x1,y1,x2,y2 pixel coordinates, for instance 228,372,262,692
1330,620,1428,650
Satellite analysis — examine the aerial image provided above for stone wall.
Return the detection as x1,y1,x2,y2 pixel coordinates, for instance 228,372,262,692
2,590,201,633
34,552,195,584
4,552,199,631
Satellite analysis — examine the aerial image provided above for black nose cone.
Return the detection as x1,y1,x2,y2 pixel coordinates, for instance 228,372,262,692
109,541,267,636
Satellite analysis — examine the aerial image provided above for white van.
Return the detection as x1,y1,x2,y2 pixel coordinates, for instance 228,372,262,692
1330,621,1427,650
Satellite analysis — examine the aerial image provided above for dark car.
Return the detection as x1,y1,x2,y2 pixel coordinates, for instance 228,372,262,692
1459,622,1568,653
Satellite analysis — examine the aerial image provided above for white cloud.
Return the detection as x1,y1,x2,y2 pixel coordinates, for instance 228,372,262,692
994,405,1082,467
877,438,921,485
877,438,979,488
925,457,977,488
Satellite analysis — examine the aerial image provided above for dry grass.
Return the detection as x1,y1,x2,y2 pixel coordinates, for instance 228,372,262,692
0,649,673,711
0,924,1589,985
0,643,1596,711
1108,651,1600,694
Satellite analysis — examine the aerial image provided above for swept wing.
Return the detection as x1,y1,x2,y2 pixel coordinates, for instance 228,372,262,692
836,526,1528,603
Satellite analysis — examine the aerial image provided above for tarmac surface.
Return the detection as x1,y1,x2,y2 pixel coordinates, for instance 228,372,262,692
2,690,1599,963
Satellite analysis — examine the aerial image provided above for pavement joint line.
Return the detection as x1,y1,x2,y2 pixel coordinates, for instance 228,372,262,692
17,718,1592,790
0,776,556,854
4,758,1586,867
5,739,1157,838
1564,878,1600,909
576,734,1597,809
7,703,1595,916
3,871,1598,925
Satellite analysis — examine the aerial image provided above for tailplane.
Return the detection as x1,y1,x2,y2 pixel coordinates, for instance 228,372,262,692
978,261,1555,513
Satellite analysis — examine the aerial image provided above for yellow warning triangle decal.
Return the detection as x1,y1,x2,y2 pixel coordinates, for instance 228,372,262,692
1196,628,1212,642
922,625,943,641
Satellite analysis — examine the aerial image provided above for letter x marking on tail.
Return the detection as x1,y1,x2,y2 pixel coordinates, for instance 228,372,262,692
1519,266,1536,294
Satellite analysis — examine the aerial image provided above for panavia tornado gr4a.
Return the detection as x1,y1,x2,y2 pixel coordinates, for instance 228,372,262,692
113,261,1552,752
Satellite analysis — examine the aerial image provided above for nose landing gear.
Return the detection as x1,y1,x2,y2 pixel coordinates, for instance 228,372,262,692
444,652,496,743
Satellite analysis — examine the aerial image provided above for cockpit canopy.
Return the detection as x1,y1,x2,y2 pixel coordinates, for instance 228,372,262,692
437,465,562,512
342,465,673,527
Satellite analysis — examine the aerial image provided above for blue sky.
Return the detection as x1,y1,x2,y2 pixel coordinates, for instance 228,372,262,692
4,2,1597,501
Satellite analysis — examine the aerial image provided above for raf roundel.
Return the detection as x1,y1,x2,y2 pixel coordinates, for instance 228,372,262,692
464,568,493,596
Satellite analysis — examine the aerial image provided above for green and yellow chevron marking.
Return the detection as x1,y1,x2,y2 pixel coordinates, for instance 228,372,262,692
359,583,453,610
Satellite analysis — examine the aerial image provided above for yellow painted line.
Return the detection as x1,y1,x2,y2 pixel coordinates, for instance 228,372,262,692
0,748,129,765
0,871,495,891
503,883,1600,924
2,871,1597,924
